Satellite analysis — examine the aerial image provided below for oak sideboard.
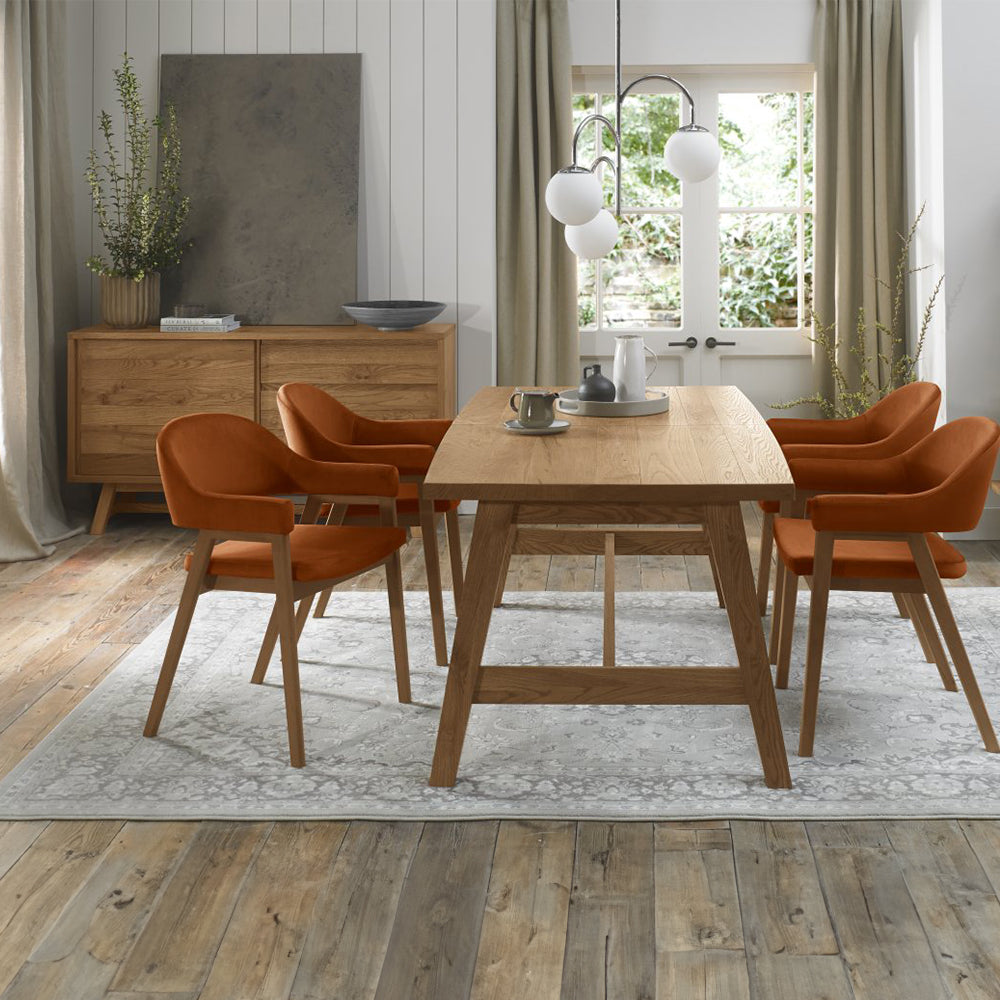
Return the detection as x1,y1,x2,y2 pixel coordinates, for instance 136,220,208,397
68,324,457,533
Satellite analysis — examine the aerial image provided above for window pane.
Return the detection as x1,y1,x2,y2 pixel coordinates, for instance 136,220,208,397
602,214,681,328
719,213,798,328
608,93,682,208
803,209,814,323
802,91,815,204
719,93,799,207
578,258,597,330
572,93,599,163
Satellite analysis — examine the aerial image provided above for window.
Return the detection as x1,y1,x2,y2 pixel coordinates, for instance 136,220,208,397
573,69,814,345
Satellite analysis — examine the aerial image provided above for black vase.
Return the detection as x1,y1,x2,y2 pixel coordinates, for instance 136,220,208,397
578,363,616,402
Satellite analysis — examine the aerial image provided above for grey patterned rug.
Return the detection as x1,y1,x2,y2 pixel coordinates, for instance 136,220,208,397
1,590,999,820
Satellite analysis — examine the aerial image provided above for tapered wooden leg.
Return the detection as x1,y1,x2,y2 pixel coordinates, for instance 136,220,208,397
385,550,411,703
251,606,280,684
757,511,774,616
493,526,516,608
707,542,726,609
300,494,322,525
295,594,315,639
908,534,999,751
705,503,791,789
774,568,798,690
420,501,449,666
769,559,786,665
893,592,911,619
313,503,348,619
272,536,306,767
906,592,957,691
445,507,464,606
144,533,214,736
430,501,514,787
90,483,117,535
603,533,615,668
798,532,834,757
903,593,934,662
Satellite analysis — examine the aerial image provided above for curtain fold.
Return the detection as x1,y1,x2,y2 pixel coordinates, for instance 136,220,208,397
814,0,906,406
496,0,579,386
0,0,82,561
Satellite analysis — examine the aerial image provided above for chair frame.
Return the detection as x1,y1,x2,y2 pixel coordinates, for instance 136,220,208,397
773,526,999,758
144,495,409,768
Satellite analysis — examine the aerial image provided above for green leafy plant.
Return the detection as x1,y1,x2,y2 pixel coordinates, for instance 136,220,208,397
85,54,190,280
773,205,943,418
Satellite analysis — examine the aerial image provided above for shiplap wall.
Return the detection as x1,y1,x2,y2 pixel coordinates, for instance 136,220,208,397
65,0,497,405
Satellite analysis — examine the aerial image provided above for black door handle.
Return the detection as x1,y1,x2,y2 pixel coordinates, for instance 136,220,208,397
668,336,698,349
705,337,736,349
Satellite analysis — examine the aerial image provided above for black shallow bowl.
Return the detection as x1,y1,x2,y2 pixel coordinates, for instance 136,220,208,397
343,300,446,330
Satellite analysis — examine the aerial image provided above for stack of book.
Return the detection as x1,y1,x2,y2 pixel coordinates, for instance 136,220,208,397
160,313,241,333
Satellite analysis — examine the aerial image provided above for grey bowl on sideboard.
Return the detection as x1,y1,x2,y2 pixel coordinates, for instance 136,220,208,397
343,300,446,330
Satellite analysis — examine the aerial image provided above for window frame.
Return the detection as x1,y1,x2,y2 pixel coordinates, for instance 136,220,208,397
572,65,816,360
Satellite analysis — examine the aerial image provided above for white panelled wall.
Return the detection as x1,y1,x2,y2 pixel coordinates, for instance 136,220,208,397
65,0,497,406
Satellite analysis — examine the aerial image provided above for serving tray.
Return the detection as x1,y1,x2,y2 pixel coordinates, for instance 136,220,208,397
556,388,670,417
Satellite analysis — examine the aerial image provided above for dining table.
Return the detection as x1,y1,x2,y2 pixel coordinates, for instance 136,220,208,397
420,384,796,789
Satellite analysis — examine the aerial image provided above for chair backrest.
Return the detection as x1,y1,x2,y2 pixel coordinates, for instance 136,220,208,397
863,381,941,447
277,383,356,459
902,416,1000,531
157,413,297,522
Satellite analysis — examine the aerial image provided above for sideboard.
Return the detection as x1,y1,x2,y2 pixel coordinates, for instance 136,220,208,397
68,324,457,533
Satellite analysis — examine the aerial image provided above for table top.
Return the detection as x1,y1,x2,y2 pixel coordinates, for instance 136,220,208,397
422,385,794,503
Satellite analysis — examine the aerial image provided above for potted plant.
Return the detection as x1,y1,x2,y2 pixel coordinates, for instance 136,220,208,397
85,54,190,328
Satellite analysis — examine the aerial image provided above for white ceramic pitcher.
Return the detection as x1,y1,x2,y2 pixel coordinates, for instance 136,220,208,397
612,335,658,402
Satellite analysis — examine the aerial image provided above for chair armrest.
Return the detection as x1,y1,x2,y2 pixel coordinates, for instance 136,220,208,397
351,415,453,449
808,490,936,533
284,451,400,497
767,414,868,446
786,454,907,493
782,437,916,461
168,492,296,535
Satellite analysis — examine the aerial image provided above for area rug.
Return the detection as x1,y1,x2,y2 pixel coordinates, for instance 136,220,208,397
1,590,999,821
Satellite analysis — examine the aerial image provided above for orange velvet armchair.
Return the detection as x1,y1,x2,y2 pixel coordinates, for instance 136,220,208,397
277,382,461,667
770,416,1000,757
147,413,410,767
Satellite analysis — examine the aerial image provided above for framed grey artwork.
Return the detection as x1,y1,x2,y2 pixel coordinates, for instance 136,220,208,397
159,54,360,325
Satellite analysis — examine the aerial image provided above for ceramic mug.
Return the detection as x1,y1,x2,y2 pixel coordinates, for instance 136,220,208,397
509,389,558,428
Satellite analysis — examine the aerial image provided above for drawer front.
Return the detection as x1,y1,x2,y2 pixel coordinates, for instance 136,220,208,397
74,340,255,479
259,339,447,437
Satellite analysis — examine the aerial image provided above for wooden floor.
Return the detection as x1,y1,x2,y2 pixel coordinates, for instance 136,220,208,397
2,508,1000,999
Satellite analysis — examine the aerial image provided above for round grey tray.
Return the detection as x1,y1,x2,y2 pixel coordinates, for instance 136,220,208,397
556,388,670,417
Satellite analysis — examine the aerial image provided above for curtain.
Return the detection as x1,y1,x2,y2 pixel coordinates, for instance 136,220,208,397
496,0,578,386
0,0,82,561
814,0,906,406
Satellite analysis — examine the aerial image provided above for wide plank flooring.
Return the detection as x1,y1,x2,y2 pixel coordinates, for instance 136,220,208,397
1,509,999,999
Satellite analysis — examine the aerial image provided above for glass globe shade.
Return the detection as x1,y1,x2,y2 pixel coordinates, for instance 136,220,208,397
545,169,603,226
564,209,619,259
664,128,721,183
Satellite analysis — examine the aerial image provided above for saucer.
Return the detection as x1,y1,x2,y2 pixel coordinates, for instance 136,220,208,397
503,418,570,436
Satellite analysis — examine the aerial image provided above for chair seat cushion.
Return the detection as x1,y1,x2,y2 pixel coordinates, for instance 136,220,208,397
758,500,781,514
185,524,407,582
773,517,967,580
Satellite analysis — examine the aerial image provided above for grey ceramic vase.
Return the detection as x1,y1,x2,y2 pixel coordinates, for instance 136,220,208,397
578,363,616,402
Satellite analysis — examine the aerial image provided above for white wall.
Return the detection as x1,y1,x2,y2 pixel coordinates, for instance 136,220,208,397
65,0,496,407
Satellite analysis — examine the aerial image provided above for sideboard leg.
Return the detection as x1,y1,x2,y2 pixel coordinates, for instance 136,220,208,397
90,483,117,535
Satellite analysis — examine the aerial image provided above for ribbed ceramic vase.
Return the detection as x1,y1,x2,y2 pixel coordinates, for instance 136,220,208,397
100,273,160,328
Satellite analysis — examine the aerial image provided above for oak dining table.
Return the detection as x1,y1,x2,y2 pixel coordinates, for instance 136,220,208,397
421,385,796,789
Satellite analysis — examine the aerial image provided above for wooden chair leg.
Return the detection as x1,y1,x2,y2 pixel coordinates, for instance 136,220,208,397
775,568,798,690
272,536,306,768
295,594,315,640
798,532,834,757
902,593,935,663
494,526,516,608
603,533,615,668
769,559,786,665
420,501,449,666
908,534,999,752
251,606,280,685
144,534,214,736
312,503,347,619
893,592,911,618
907,592,958,692
757,511,774,616
707,539,725,608
385,550,411,703
445,507,464,606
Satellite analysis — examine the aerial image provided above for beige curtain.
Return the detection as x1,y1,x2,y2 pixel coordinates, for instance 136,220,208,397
814,0,906,405
496,0,578,386
0,0,82,561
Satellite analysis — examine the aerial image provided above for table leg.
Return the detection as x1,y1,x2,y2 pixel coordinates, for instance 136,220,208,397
705,502,792,789
429,501,514,787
